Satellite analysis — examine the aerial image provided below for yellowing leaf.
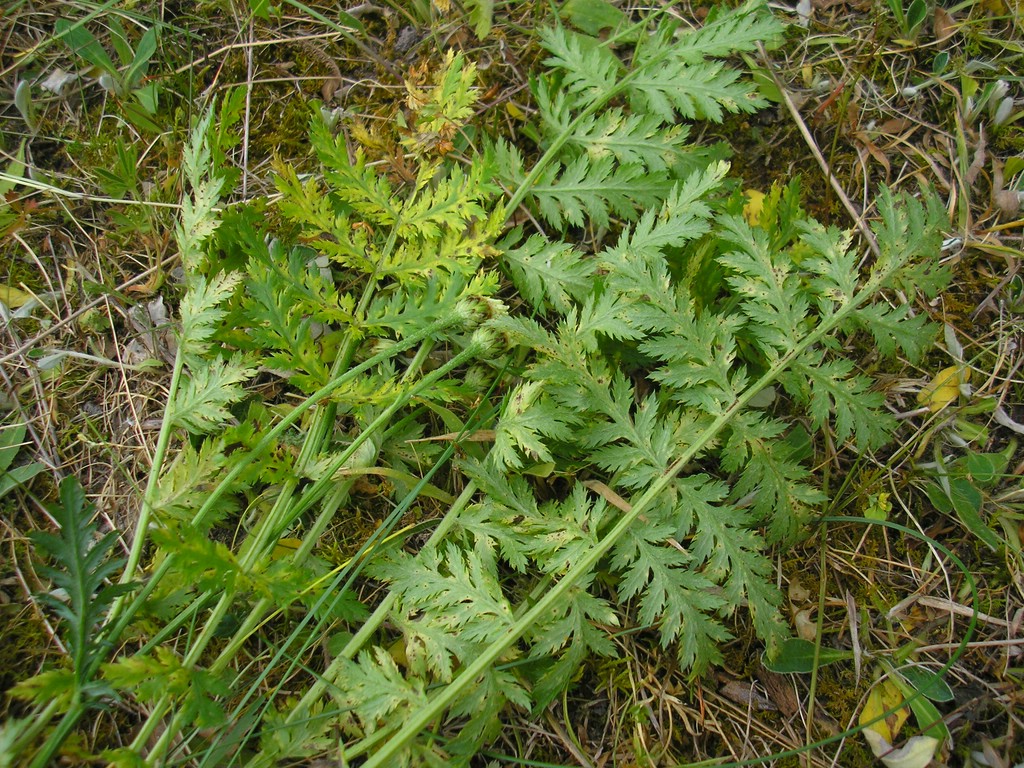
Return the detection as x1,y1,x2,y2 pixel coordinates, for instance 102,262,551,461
0,284,34,308
864,491,891,522
860,680,908,744
271,537,303,560
505,102,526,120
863,731,939,768
350,121,388,151
917,365,970,412
743,189,766,226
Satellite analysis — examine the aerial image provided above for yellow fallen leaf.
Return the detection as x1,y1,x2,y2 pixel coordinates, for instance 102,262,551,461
505,101,526,120
271,537,304,560
743,189,766,226
0,284,34,308
861,680,909,744
863,731,939,768
917,365,970,412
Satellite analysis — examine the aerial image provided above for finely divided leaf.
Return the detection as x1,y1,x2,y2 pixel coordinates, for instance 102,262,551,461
493,382,576,470
628,60,767,123
851,302,936,363
612,532,730,669
178,271,242,360
530,154,671,230
500,231,592,315
672,0,784,63
788,355,892,450
718,215,811,356
538,26,621,101
172,355,256,434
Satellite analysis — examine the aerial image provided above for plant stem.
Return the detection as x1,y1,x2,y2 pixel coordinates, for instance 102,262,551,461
22,699,73,768
109,353,185,601
136,335,493,764
245,480,479,768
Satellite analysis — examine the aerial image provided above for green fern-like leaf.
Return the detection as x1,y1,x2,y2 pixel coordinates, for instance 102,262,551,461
536,80,690,172
171,354,256,434
851,302,936,363
604,161,728,261
526,575,617,709
628,59,768,123
384,543,516,642
178,107,226,273
310,141,401,227
31,477,132,689
333,648,429,736
785,354,892,450
103,647,231,729
670,0,784,64
723,412,825,543
493,382,577,470
871,187,949,297
538,26,621,101
178,271,242,361
399,161,496,241
499,230,592,315
612,530,730,668
150,438,237,528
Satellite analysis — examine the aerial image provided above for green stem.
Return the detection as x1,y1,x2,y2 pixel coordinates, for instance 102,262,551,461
245,481,479,768
21,699,70,768
29,354,190,768
138,335,493,764
100,306,470,649
109,353,185,601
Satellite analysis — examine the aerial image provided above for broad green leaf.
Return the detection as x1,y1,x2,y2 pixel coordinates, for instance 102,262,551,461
965,451,1007,486
889,669,950,742
54,19,117,75
948,477,1002,551
0,461,47,498
0,422,28,470
123,27,158,90
14,80,35,130
897,666,954,703
762,638,854,673
0,140,26,197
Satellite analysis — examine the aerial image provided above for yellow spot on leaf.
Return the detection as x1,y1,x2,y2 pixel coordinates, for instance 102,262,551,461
743,189,766,226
